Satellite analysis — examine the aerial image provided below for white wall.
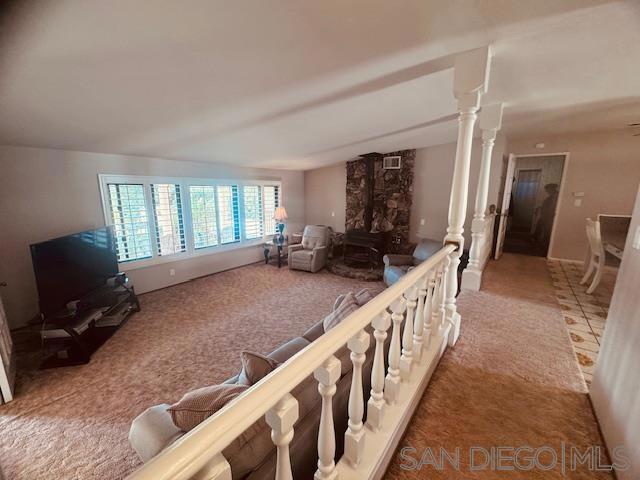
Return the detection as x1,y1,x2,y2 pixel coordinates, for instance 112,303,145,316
590,185,640,479
508,130,640,261
0,146,305,329
304,162,346,231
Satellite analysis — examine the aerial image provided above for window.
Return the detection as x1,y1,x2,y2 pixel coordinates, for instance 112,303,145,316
99,175,280,267
217,185,240,244
151,183,186,256
243,185,263,239
107,183,153,262
189,186,218,249
264,185,280,235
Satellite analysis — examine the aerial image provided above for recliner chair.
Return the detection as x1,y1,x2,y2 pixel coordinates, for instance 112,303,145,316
383,238,442,286
288,225,329,272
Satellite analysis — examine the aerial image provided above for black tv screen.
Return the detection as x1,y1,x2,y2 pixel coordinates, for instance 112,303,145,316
30,226,119,316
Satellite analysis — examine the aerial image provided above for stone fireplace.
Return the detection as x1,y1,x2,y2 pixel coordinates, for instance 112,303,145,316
345,150,415,258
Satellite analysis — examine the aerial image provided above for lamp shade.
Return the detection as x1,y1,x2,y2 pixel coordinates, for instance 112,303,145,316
274,206,288,222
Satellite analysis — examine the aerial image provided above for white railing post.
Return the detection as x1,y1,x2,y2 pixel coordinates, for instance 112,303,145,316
314,356,341,480
412,277,427,361
384,298,405,404
344,329,370,467
366,312,391,431
399,286,417,380
462,103,503,291
439,257,451,334
266,394,299,480
444,47,490,346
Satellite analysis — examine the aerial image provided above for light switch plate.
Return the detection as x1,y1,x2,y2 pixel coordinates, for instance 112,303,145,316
574,199,582,207
632,226,640,250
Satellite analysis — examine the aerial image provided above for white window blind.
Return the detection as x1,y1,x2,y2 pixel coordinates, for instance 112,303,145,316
151,183,186,256
243,185,263,239
189,185,219,249
100,175,280,266
106,183,153,262
217,185,240,244
264,185,280,235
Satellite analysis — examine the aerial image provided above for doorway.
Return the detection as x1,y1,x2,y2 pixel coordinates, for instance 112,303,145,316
495,154,567,258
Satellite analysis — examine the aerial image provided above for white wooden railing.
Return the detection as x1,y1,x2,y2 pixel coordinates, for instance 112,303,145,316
128,244,457,480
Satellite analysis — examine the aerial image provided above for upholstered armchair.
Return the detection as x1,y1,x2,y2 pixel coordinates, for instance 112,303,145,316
383,238,442,286
288,225,329,272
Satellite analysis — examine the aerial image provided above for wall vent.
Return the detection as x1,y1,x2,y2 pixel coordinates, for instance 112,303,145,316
383,156,401,169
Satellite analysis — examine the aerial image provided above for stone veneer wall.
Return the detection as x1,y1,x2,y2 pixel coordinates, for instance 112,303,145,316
345,149,415,253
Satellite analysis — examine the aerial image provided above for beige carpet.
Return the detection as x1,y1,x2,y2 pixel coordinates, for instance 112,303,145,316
0,263,384,479
385,254,612,479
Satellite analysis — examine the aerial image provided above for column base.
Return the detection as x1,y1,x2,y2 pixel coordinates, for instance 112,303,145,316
461,267,483,291
344,427,366,468
448,312,461,346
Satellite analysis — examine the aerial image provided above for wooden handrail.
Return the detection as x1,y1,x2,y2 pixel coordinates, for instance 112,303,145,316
128,245,455,480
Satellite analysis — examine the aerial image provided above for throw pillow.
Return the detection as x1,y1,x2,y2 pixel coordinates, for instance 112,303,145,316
355,288,374,306
168,383,248,431
332,293,347,311
237,351,280,386
323,292,358,332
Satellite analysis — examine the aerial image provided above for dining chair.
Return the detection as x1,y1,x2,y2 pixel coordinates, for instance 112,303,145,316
580,218,605,294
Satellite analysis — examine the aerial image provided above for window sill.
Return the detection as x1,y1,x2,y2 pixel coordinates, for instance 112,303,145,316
118,238,268,271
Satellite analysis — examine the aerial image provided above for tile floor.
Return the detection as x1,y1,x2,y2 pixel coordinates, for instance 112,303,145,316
546,259,617,387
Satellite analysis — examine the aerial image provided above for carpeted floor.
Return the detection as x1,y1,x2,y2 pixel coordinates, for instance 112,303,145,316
0,255,611,479
0,263,384,479
386,254,612,479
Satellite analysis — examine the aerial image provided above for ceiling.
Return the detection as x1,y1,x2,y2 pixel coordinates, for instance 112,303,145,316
1,0,639,169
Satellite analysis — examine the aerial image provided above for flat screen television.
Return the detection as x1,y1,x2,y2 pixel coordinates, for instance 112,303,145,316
30,226,120,317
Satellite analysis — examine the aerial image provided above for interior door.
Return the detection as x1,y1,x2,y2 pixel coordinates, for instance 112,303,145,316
0,285,15,403
511,169,542,232
495,154,517,260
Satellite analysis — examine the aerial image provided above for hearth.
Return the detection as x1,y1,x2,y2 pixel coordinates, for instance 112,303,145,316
342,229,385,267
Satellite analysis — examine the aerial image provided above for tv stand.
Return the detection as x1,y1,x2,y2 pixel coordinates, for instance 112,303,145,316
40,280,139,368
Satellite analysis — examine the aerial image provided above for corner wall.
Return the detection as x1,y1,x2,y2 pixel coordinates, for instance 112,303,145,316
590,185,640,479
508,130,640,261
0,146,305,329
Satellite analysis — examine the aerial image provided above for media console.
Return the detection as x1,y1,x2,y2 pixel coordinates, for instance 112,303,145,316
39,275,140,368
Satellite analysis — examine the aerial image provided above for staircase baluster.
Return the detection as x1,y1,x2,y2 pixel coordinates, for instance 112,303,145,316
413,276,427,361
385,298,406,404
265,394,298,480
314,356,341,480
423,272,436,348
366,312,391,431
344,329,370,467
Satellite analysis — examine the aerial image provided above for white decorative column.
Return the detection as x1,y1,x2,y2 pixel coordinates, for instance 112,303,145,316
444,47,491,346
462,103,503,291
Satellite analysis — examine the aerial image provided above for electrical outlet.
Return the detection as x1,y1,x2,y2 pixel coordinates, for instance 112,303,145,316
420,218,425,226
573,199,582,207
331,211,335,217
169,268,175,276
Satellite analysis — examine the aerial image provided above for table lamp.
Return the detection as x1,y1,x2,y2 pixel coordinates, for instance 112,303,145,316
274,206,288,241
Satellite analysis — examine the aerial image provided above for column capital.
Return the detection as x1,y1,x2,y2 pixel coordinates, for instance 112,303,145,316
454,46,491,104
